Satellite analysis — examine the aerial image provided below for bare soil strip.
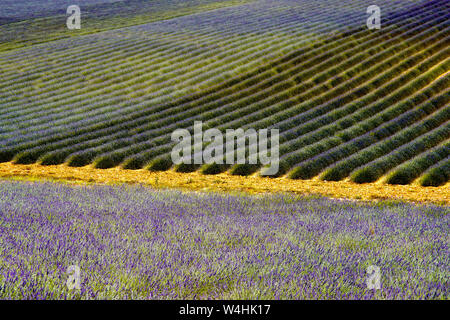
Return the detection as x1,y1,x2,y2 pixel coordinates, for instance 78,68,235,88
0,162,448,205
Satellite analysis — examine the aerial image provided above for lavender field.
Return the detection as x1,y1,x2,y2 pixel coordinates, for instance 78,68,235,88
0,180,447,300
1,0,448,186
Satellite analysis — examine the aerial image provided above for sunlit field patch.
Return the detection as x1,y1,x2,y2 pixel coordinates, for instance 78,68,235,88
0,162,449,205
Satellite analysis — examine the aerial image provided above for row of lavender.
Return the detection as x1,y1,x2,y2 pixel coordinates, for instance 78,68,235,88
0,180,448,299
0,0,448,186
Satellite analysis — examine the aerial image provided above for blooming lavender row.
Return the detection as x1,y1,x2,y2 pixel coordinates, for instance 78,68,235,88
0,180,448,299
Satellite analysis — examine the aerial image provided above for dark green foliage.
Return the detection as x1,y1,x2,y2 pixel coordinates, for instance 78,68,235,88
93,155,123,169
146,158,173,172
66,152,97,167
0,150,15,163
200,163,230,175
13,151,41,165
385,142,449,185
174,163,201,173
121,156,147,170
39,151,69,166
229,164,260,176
350,167,380,184
419,160,450,186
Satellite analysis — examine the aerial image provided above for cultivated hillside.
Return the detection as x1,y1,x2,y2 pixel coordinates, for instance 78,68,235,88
0,0,448,186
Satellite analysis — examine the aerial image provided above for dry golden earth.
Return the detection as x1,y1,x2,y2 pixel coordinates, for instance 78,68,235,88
0,162,448,205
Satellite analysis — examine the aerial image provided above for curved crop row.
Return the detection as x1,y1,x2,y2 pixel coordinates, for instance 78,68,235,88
383,141,449,185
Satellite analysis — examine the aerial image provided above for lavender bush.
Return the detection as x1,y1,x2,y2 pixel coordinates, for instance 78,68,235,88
0,180,448,299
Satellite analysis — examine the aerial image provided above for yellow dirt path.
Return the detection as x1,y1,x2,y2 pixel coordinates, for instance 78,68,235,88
0,162,448,205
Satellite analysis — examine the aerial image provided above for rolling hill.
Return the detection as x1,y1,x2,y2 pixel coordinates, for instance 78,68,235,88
0,0,448,186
